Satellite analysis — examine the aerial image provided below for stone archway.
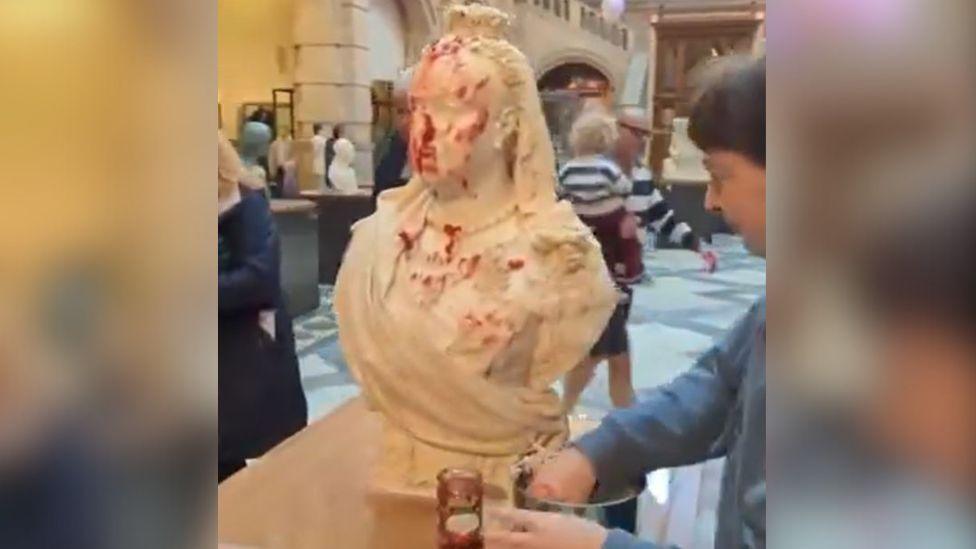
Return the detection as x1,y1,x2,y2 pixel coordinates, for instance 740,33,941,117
534,49,622,93
537,62,611,93
536,60,614,162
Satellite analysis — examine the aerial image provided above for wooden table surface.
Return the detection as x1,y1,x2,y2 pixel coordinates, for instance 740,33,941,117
219,398,473,549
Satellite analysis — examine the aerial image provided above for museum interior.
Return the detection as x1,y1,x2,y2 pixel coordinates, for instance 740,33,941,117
218,1,767,547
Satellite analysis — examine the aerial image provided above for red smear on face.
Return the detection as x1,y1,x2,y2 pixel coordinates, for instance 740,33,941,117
411,111,439,175
482,335,498,346
461,178,469,190
507,258,525,271
422,275,433,286
456,86,468,100
475,76,490,91
398,230,414,251
422,113,436,144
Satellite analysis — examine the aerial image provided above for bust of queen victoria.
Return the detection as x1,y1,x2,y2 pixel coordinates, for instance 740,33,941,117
335,2,616,498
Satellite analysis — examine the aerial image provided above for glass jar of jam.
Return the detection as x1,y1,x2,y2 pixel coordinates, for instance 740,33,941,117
436,468,484,549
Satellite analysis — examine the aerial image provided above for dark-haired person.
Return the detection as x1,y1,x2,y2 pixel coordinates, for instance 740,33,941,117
486,56,765,549
373,68,414,207
219,131,308,483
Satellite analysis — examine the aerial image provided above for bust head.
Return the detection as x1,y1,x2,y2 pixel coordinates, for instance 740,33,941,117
406,3,555,213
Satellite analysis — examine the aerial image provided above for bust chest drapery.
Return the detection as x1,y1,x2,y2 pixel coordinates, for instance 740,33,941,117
336,186,615,495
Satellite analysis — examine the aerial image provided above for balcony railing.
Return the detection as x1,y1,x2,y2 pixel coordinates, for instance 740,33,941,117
516,0,632,50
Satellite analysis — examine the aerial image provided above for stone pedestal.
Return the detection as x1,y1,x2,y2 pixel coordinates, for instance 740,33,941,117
300,191,374,284
271,199,320,317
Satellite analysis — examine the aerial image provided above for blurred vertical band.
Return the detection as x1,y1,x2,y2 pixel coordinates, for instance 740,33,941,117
0,1,215,548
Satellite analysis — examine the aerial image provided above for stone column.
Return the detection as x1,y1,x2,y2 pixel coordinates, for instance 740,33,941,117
646,12,658,123
293,0,373,191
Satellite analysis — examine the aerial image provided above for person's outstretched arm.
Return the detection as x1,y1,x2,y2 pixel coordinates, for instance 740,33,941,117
574,299,763,490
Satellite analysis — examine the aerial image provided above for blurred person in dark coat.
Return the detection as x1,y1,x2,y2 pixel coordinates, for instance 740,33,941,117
372,68,413,207
218,131,307,483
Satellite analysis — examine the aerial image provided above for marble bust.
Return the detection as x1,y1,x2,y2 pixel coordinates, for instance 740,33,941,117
335,3,616,498
328,137,359,194
662,117,711,184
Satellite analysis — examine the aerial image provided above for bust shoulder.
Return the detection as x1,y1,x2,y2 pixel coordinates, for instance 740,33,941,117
511,201,615,316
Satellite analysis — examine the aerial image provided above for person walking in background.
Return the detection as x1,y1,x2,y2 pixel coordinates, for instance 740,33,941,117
268,128,292,197
614,108,703,251
218,131,307,483
373,68,414,207
311,124,329,191
613,107,717,273
558,110,644,285
559,111,642,412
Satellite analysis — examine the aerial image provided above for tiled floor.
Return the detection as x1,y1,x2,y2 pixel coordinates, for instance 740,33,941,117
293,234,765,546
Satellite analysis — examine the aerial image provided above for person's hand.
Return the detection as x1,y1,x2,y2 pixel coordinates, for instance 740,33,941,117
527,446,597,503
485,508,607,549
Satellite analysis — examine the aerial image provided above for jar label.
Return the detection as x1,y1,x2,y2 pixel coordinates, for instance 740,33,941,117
445,513,480,535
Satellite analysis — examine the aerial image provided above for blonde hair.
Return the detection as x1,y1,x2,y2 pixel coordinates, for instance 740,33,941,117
569,111,619,157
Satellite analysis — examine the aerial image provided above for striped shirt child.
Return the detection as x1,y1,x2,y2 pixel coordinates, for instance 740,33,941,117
557,155,633,216
558,155,644,284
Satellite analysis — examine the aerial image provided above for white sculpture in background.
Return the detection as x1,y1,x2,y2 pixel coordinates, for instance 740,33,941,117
328,137,360,194
334,2,616,499
662,116,711,183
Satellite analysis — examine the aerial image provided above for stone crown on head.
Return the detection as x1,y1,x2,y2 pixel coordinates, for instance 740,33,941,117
443,1,512,39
